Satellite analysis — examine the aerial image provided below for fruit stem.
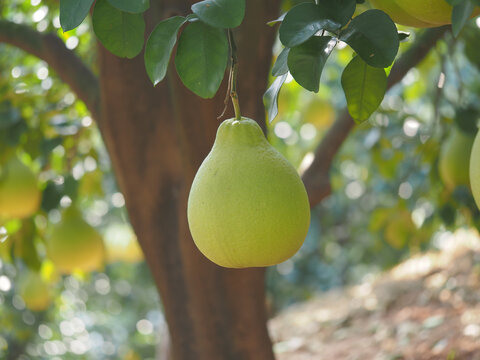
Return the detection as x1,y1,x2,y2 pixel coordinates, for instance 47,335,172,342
228,29,241,120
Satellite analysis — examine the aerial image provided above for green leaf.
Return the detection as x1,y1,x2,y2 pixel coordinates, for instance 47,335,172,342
60,0,95,32
0,101,21,129
340,9,399,68
279,0,356,47
454,107,479,133
451,0,476,37
288,36,333,93
14,220,41,271
145,16,186,86
264,74,288,123
92,0,145,59
267,13,285,27
191,0,245,28
341,56,387,123
175,22,228,98
463,26,480,69
106,0,149,13
272,47,290,76
41,181,63,213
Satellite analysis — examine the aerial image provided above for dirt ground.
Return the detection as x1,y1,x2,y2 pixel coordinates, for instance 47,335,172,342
269,229,480,360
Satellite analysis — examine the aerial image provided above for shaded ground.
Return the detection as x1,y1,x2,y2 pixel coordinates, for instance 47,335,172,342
269,229,480,360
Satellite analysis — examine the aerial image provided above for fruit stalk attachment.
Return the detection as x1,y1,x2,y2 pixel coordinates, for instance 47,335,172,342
218,29,241,120
228,29,241,120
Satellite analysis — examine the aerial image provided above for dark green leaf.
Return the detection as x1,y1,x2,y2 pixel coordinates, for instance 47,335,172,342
41,181,63,212
92,0,145,59
463,25,480,69
15,220,41,271
267,13,285,27
264,74,288,123
452,0,476,37
0,119,27,147
40,137,63,157
60,0,94,32
398,32,410,41
439,203,456,226
191,0,245,28
0,102,21,129
340,9,399,68
106,0,149,13
279,0,356,47
454,107,479,133
175,22,228,98
288,36,333,92
186,13,199,22
341,56,387,123
145,16,186,86
272,48,290,76
63,175,79,201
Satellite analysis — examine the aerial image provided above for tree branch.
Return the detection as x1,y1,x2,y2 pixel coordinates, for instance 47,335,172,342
0,20,101,121
303,26,450,208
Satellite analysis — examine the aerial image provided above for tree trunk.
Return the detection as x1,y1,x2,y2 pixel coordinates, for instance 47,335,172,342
97,1,280,359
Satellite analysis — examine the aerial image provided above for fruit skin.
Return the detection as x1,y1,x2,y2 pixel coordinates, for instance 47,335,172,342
0,156,41,219
18,271,52,312
47,207,105,274
187,117,311,268
370,0,480,27
439,128,475,190
470,130,480,209
398,0,479,25
370,0,437,28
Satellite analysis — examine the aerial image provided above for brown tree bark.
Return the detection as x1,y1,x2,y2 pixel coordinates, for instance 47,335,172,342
97,1,279,359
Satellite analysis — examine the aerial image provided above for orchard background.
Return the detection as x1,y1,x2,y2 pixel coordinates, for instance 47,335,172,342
1,0,480,359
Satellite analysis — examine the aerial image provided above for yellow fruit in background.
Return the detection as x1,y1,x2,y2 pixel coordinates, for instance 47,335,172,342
47,207,105,274
0,156,41,219
384,212,415,249
188,117,311,268
398,0,479,25
470,130,480,209
104,223,143,264
439,128,475,190
303,99,335,130
370,0,437,28
18,271,52,312
370,0,480,27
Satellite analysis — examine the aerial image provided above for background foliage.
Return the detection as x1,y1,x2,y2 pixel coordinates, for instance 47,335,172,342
1,0,480,358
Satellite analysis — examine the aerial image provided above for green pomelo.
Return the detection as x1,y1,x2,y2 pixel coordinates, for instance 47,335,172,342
439,128,475,190
369,0,437,28
18,271,52,312
47,207,105,274
397,0,480,25
0,157,41,219
470,130,480,209
187,118,311,268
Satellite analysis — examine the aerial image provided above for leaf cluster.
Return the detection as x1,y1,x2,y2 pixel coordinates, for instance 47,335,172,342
265,0,401,124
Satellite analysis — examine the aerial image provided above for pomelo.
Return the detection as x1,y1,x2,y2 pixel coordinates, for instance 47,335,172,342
188,118,310,268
